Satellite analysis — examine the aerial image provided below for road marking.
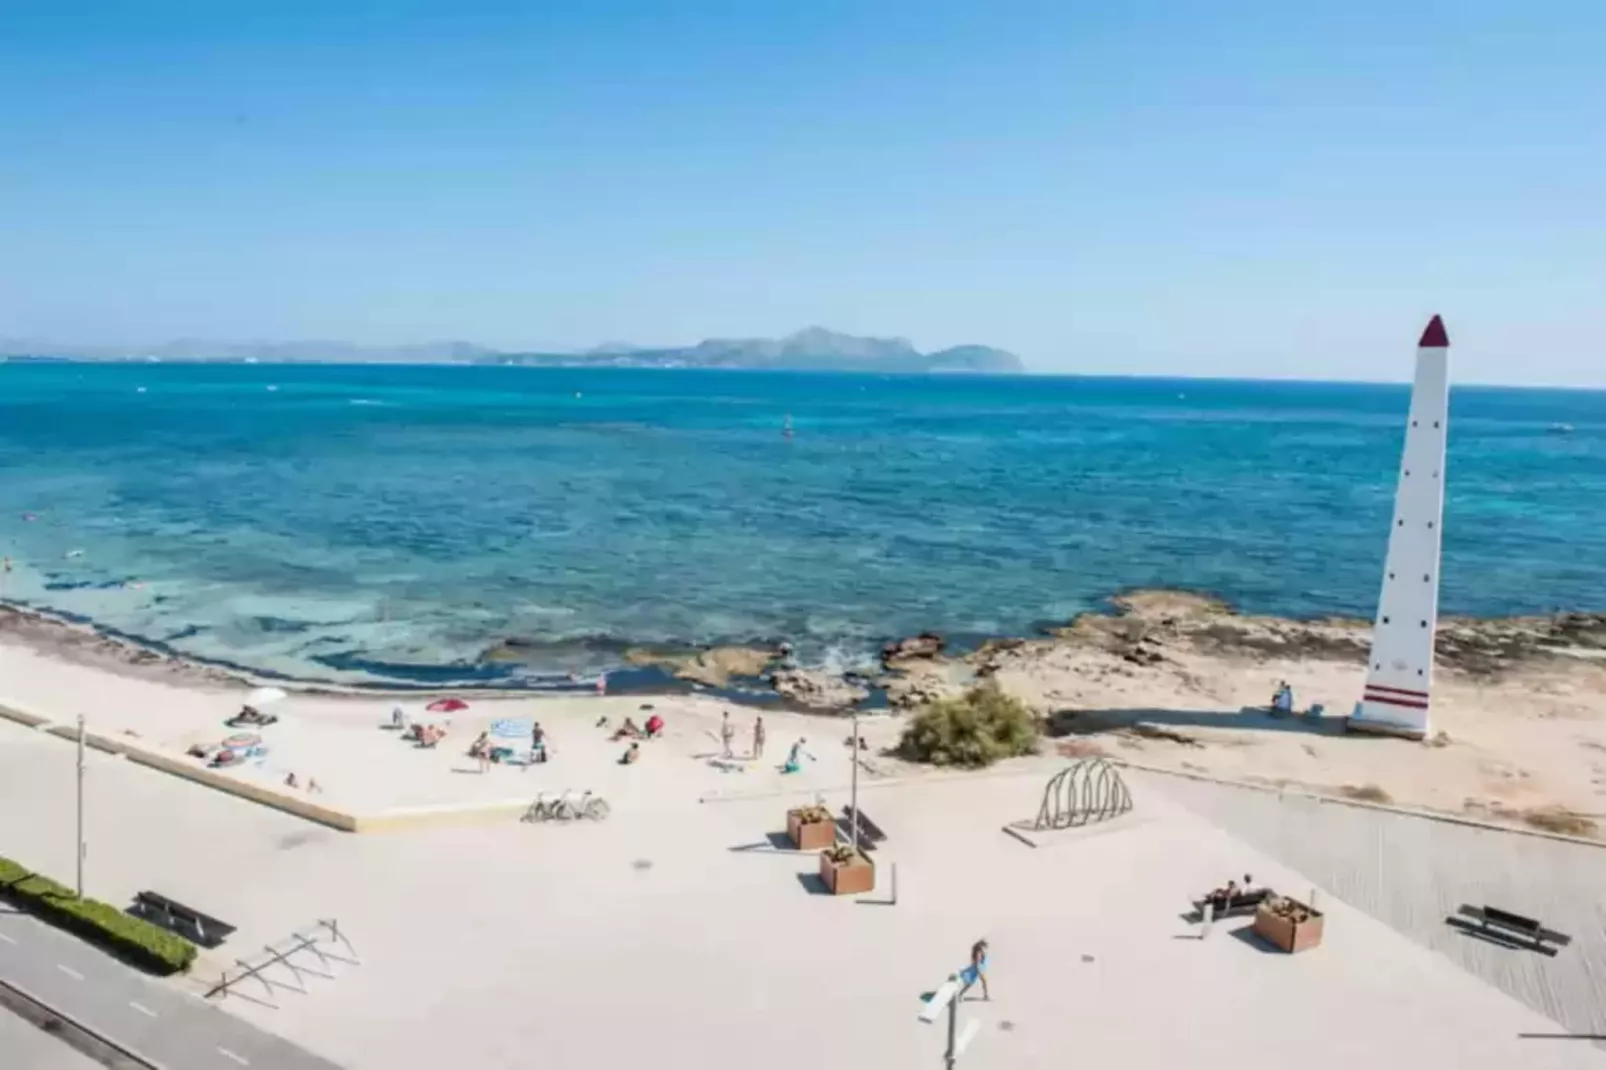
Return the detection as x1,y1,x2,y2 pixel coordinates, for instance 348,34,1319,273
56,964,85,981
0,931,16,944
217,1046,250,1065
129,1000,158,1017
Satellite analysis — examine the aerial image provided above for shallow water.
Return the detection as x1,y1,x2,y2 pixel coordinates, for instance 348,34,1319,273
1,362,1603,686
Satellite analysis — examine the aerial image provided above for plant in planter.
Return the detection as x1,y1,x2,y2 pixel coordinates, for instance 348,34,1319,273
1252,893,1325,953
818,843,875,895
786,804,837,851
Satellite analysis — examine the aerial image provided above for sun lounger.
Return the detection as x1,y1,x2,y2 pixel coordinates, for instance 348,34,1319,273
1447,904,1571,956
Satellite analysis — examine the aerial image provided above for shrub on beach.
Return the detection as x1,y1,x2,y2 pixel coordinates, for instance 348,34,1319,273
897,683,1039,768
0,855,197,974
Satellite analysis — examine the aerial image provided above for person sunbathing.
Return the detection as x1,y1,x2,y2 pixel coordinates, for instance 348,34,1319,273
611,718,643,741
620,742,641,765
229,705,273,726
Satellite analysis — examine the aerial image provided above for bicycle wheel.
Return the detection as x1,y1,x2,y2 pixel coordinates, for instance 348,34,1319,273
551,799,576,822
584,798,610,821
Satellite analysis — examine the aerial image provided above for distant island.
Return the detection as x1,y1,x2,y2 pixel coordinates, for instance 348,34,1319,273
0,327,1024,375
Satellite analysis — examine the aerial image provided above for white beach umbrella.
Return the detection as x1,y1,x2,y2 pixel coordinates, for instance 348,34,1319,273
247,686,290,707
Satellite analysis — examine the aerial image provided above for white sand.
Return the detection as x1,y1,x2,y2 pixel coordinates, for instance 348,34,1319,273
0,639,905,815
988,638,1606,833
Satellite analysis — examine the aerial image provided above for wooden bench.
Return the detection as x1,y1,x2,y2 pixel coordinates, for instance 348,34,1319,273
1447,904,1571,956
839,806,888,851
129,891,237,950
1191,888,1270,920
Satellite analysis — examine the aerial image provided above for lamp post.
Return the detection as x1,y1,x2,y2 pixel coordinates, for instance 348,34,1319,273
75,714,86,898
849,710,860,854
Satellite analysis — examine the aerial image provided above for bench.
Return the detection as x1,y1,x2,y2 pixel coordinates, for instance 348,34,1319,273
129,891,237,950
1447,904,1571,956
1191,888,1271,920
839,806,888,851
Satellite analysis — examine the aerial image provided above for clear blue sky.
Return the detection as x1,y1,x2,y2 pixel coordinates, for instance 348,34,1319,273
2,1,1602,384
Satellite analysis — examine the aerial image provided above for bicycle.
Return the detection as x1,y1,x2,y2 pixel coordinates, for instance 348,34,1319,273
549,789,610,822
523,790,609,823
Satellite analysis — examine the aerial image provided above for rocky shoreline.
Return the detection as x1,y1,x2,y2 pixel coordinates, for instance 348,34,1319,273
7,590,1606,711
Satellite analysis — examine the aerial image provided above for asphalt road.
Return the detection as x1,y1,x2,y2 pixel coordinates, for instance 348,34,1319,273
0,911,343,1070
0,1003,103,1070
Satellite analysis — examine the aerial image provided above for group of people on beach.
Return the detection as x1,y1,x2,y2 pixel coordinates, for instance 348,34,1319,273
715,710,812,773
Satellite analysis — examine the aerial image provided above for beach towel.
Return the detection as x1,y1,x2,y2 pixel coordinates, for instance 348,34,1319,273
491,718,534,739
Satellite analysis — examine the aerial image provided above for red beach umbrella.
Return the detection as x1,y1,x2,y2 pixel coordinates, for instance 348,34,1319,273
427,698,469,713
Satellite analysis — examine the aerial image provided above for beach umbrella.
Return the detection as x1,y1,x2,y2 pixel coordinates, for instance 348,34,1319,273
247,686,289,707
427,698,469,713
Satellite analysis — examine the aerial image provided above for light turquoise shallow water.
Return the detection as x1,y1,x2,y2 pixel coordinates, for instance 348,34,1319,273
1,362,1602,688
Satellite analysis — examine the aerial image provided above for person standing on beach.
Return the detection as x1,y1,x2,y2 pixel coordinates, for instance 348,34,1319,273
752,715,766,758
959,939,990,1001
720,711,735,758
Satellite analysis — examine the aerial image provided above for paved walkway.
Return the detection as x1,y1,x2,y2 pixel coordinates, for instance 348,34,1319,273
1133,769,1606,1046
0,911,343,1070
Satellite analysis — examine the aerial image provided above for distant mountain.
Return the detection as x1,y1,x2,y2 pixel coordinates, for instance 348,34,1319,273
0,327,1024,373
495,328,1024,373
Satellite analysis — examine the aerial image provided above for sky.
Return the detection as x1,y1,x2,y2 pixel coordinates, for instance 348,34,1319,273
1,1,1603,384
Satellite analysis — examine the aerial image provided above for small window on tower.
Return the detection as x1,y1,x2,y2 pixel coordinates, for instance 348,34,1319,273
1433,421,1440,428
1388,572,1395,580
1423,574,1431,582
1420,620,1428,628
1382,616,1390,624
1427,521,1434,529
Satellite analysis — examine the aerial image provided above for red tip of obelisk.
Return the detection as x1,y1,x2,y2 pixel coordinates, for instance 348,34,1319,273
1418,314,1449,348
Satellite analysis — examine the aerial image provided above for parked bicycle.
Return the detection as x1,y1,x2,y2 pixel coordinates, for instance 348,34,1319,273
523,790,609,823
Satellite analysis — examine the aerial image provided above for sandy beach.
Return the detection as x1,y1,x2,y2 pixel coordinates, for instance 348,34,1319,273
6,588,1605,839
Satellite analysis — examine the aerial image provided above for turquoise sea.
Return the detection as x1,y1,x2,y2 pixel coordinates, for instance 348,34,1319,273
1,362,1602,689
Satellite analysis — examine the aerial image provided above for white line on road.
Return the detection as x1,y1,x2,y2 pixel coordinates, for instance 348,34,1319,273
56,964,84,981
129,1000,158,1017
0,930,16,944
217,1046,250,1065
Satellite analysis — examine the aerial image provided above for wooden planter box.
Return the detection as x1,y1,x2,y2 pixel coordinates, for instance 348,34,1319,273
819,850,875,896
786,809,837,852
1253,897,1325,953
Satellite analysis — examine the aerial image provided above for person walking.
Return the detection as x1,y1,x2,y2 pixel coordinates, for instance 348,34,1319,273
959,939,990,1001
752,715,766,758
720,711,735,758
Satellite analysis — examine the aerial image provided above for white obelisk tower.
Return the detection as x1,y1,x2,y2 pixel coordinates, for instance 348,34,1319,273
1350,315,1450,739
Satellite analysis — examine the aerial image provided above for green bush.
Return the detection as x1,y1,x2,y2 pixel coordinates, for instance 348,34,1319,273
0,855,197,974
897,683,1039,768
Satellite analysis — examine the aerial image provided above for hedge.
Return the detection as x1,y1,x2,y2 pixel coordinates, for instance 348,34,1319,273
0,855,197,974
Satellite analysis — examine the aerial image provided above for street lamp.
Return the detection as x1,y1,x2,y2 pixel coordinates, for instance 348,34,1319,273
76,714,86,898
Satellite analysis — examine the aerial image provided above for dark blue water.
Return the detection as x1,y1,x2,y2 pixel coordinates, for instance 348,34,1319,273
2,362,1602,686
